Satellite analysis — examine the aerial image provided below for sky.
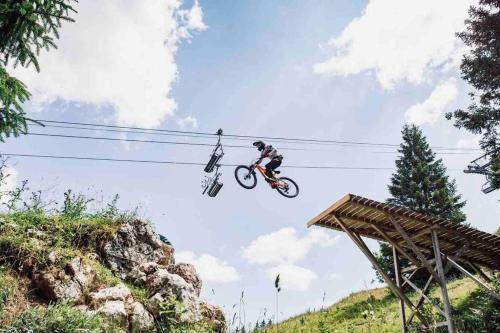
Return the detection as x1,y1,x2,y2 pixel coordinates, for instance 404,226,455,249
2,0,499,328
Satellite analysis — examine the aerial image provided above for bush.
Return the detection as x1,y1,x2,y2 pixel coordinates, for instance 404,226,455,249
454,279,500,332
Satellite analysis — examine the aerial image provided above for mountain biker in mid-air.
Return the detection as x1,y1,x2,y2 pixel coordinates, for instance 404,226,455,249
252,141,283,183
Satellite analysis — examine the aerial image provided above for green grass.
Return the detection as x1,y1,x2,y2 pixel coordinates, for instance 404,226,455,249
0,267,18,322
264,278,481,333
0,211,122,272
0,303,122,333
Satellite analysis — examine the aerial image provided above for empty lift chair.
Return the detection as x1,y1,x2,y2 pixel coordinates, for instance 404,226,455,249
204,129,224,173
202,164,223,197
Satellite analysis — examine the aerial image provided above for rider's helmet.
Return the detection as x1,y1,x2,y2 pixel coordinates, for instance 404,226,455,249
253,141,265,151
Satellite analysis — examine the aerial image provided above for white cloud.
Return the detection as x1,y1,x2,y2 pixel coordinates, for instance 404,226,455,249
242,227,340,265
314,0,474,89
267,264,317,292
176,251,240,284
10,0,206,127
242,228,339,292
405,78,458,125
177,116,199,129
0,165,18,205
330,273,341,280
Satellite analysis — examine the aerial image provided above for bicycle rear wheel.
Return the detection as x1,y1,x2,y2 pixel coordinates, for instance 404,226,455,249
276,177,299,198
234,166,257,189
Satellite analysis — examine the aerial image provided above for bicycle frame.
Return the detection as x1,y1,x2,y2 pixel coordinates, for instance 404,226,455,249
251,160,286,187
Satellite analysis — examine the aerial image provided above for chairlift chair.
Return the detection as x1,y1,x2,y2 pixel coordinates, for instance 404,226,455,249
202,164,223,197
204,128,224,173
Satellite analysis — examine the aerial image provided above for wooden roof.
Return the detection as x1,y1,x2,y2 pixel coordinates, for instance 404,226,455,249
307,194,500,270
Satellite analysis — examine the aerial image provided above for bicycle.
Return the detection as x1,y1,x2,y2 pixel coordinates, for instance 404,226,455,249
234,158,299,198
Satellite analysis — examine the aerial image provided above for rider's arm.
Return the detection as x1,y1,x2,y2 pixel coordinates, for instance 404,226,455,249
261,146,271,158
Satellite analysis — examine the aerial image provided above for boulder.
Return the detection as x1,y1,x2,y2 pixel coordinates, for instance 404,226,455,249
127,262,160,287
130,301,155,333
102,220,174,279
34,257,94,302
168,263,202,297
146,267,201,321
95,300,128,327
88,284,132,307
200,302,227,333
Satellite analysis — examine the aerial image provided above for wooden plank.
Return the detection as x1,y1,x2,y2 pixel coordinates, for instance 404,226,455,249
447,256,500,300
386,214,442,283
306,194,352,227
332,215,429,327
393,247,407,333
402,275,446,317
371,224,420,267
397,226,433,246
431,230,455,333
308,194,500,271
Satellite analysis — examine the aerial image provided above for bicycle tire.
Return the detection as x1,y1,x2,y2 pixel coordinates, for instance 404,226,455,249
234,165,257,189
276,177,299,198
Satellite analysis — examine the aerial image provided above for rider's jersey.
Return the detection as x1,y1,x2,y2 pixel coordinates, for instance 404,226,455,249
261,145,278,159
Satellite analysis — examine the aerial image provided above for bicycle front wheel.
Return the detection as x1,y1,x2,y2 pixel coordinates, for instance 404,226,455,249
234,165,257,189
276,177,299,198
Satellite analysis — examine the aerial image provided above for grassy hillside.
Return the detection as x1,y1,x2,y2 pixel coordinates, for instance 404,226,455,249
263,277,499,333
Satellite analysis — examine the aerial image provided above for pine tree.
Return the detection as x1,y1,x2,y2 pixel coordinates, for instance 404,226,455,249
446,0,500,190
375,124,466,283
0,0,77,141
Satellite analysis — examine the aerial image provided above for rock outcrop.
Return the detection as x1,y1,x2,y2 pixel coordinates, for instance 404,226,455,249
34,257,94,302
102,219,175,279
168,262,202,297
24,219,225,332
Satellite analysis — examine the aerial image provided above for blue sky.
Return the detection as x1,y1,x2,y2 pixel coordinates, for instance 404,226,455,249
3,0,499,327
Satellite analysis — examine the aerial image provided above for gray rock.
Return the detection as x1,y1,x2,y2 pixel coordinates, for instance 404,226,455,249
67,257,94,288
89,284,132,307
95,300,128,327
127,262,160,287
34,257,94,302
168,263,202,297
130,301,155,333
200,301,227,333
102,220,174,279
146,267,201,321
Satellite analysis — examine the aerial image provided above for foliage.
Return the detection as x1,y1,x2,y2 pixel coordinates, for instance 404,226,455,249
0,302,121,333
0,0,77,141
0,66,30,141
387,125,466,222
0,0,76,69
454,279,500,332
375,124,466,284
61,189,93,219
446,0,500,190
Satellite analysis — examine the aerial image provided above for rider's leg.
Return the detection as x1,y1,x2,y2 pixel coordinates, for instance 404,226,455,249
265,158,282,179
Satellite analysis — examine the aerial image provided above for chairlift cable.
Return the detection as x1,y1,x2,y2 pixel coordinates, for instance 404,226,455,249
32,119,480,151
1,153,399,170
1,152,465,171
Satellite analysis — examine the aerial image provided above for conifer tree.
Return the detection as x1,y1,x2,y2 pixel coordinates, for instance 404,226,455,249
375,124,466,282
446,0,500,190
0,0,77,141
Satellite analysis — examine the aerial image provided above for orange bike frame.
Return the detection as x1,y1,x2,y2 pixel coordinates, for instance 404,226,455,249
255,164,283,186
